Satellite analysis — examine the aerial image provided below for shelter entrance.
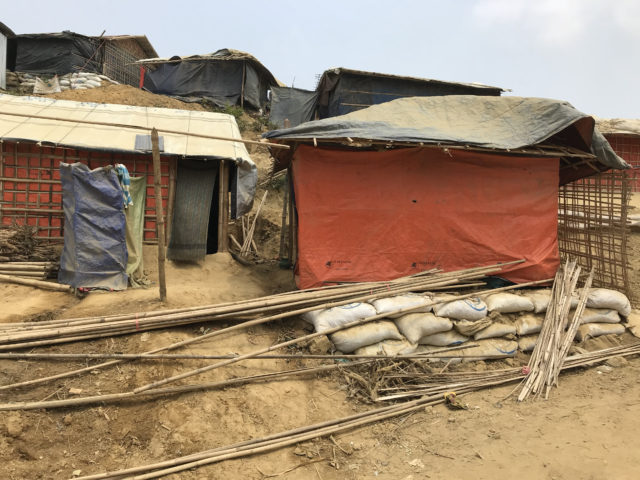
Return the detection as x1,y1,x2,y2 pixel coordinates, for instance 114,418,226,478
167,159,224,261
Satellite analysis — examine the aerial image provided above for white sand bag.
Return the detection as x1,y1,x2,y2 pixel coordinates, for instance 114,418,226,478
394,313,452,343
461,339,518,361
515,313,544,336
418,330,469,346
433,296,487,321
301,302,377,333
355,339,416,356
627,310,640,339
586,288,631,316
518,335,538,352
525,289,579,313
474,322,516,340
484,293,534,313
453,317,492,336
575,323,626,342
371,294,432,318
580,308,621,325
33,76,62,94
330,320,403,353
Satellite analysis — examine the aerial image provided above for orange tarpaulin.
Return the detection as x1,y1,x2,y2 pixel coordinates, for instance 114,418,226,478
292,145,560,289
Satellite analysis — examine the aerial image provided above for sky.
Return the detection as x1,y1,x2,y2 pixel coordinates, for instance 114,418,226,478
3,0,639,118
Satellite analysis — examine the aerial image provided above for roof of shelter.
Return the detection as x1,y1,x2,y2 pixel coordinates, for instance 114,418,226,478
137,48,279,86
316,67,507,94
264,95,629,176
0,93,252,163
101,35,158,58
595,118,640,137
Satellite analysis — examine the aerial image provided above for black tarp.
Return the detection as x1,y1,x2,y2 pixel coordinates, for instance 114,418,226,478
269,87,318,128
317,69,502,118
144,60,268,109
12,32,102,74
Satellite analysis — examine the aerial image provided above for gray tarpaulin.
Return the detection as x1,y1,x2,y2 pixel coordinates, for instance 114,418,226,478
269,87,318,128
264,96,629,172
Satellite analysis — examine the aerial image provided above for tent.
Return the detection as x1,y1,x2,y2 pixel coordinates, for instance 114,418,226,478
138,49,279,109
596,118,640,192
269,86,318,128
264,96,629,289
315,67,505,118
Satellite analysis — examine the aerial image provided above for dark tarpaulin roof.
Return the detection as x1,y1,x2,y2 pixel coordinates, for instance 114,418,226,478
269,86,318,128
264,95,629,177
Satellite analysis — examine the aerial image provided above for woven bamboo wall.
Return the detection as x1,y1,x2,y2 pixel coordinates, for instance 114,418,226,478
558,170,631,299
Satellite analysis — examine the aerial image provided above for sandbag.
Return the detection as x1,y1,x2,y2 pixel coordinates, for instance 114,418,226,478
85,79,101,88
394,313,452,343
524,289,579,313
575,323,626,342
371,294,432,318
433,296,487,321
301,302,377,333
484,293,534,313
586,288,632,316
518,335,538,352
330,320,403,353
418,330,469,346
354,339,416,356
580,308,621,325
474,322,516,340
515,313,544,336
415,338,517,361
453,317,492,336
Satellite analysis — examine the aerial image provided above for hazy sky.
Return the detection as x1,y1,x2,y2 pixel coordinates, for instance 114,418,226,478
3,0,639,118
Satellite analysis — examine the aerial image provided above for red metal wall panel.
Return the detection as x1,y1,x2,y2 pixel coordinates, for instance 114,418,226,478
0,141,169,242
605,134,640,192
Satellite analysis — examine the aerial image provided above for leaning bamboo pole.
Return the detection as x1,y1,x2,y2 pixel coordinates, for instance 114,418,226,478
0,273,70,292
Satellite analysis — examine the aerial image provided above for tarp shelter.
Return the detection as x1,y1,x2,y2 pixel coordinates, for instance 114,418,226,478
7,31,158,87
596,118,640,192
138,49,279,109
0,94,257,271
269,86,318,128
316,67,505,118
264,96,629,289
0,22,15,90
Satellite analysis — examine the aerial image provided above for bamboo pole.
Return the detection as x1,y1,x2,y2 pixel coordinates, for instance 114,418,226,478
151,128,167,302
0,273,70,292
217,160,229,252
241,191,268,255
133,277,552,393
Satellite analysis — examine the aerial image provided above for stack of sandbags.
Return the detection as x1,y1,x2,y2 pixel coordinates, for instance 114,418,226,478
5,71,20,89
13,71,119,93
301,287,633,362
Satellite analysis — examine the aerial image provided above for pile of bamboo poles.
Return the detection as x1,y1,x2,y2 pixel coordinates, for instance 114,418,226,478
72,341,640,480
0,261,58,280
0,224,56,262
517,260,593,401
0,260,534,352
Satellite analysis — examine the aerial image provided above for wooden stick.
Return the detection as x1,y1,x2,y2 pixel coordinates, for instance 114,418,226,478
0,273,70,292
279,179,289,260
217,160,229,252
0,110,290,150
241,191,268,255
151,128,167,302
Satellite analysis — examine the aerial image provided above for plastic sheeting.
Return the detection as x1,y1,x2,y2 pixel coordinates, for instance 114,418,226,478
125,176,148,287
12,32,102,74
269,87,318,128
265,96,629,175
316,69,502,118
144,60,267,109
58,163,128,290
292,145,560,289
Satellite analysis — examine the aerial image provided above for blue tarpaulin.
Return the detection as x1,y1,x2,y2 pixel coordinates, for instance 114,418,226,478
58,163,128,290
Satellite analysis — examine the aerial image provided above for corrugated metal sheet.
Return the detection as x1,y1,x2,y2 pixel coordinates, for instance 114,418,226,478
0,93,253,163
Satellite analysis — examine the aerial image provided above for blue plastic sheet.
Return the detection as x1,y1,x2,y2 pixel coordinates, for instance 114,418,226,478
58,163,128,290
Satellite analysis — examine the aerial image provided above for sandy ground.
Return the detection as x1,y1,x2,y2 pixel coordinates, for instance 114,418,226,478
0,86,638,479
